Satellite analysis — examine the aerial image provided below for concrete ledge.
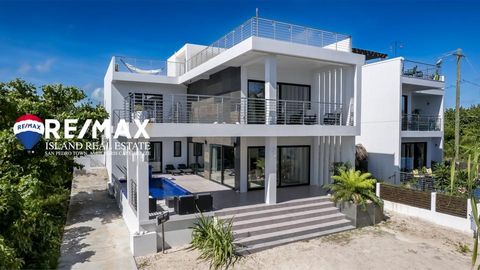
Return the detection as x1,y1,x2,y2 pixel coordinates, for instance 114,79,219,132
131,231,157,256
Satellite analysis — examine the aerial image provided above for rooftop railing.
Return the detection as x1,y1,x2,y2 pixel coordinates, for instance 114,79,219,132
402,114,442,131
112,93,352,127
185,17,352,72
402,60,444,82
114,56,185,77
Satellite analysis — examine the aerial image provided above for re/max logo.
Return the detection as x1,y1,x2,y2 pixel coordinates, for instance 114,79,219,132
44,119,150,139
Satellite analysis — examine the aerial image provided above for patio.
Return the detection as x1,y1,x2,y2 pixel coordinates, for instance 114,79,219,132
154,173,328,211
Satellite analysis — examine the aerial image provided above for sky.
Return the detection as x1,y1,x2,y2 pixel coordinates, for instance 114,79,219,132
0,0,479,108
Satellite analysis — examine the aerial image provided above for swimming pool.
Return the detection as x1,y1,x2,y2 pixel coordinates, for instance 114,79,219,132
149,177,191,200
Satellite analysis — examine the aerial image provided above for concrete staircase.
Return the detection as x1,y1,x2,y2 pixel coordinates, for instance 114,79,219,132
214,196,355,254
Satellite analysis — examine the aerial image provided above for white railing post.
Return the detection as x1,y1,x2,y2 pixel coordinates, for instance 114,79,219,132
376,182,380,197
467,198,472,219
431,192,436,212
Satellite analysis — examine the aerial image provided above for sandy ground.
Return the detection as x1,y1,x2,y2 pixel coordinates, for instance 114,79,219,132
136,213,474,270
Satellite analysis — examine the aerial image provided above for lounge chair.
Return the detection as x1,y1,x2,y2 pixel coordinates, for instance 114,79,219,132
178,164,193,174
149,196,157,213
165,164,181,175
174,195,196,215
195,193,213,212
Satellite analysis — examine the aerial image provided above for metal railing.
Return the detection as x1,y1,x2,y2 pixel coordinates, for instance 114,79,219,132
402,60,443,82
113,93,350,127
397,171,436,192
114,56,185,77
402,114,442,131
186,17,352,71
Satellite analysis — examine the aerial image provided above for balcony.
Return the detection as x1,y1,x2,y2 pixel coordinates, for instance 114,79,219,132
113,17,352,78
402,60,444,82
186,17,351,72
401,114,441,131
114,56,185,77
112,93,352,127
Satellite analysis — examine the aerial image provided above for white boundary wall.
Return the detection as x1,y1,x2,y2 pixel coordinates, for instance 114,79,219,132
377,183,476,234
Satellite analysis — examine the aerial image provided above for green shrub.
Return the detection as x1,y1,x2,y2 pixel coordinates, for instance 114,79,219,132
190,213,239,270
325,168,382,209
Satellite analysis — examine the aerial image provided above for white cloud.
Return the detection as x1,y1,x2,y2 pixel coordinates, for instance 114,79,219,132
35,58,55,72
17,63,31,74
91,87,104,104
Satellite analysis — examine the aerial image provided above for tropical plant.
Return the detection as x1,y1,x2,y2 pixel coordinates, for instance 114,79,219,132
433,162,450,191
0,79,107,269
190,212,240,270
325,168,383,209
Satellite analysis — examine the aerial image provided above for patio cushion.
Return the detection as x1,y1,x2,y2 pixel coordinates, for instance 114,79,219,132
195,193,213,212
174,195,196,215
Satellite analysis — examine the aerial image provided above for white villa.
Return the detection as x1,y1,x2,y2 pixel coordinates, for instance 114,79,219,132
102,16,443,256
357,58,444,184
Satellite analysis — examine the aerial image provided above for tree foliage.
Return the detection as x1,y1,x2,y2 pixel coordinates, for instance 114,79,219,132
444,105,480,161
0,79,107,269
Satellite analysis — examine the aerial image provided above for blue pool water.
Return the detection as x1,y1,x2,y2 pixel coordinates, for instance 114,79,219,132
149,177,191,200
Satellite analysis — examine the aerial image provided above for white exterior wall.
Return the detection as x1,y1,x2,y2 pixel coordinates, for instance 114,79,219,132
357,58,402,182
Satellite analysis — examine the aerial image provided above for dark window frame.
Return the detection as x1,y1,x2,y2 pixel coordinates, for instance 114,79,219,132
174,141,182,157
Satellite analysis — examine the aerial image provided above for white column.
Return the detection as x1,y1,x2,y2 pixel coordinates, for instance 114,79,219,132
265,136,277,204
136,148,150,225
264,55,277,125
431,192,437,212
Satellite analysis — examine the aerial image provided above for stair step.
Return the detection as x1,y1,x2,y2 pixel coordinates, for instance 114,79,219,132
232,207,341,230
234,213,346,238
217,201,334,222
214,196,331,216
235,219,353,247
237,224,355,254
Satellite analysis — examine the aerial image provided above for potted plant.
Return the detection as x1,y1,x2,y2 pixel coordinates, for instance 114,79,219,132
132,104,147,121
325,168,384,227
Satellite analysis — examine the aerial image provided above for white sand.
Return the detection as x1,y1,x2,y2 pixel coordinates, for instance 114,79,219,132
136,212,474,270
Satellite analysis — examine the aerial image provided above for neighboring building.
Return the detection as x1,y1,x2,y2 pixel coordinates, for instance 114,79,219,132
357,58,444,184
104,16,364,255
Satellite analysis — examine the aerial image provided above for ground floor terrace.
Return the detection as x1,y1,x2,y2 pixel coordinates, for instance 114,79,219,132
106,135,355,255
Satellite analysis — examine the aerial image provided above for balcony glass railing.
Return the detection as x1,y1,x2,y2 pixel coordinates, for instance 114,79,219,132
185,17,352,72
402,114,441,131
402,60,443,82
112,93,353,127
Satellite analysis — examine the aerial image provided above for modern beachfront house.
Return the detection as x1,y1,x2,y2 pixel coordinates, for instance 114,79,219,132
357,58,444,184
104,16,364,255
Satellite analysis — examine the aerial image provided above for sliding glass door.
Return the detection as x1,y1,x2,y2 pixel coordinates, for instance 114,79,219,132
247,145,310,190
210,145,235,188
278,146,310,186
148,142,162,173
401,142,427,171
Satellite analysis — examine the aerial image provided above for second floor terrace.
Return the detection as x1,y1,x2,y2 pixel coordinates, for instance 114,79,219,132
111,92,356,137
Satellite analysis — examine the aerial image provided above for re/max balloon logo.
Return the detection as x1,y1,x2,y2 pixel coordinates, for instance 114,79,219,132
13,114,149,150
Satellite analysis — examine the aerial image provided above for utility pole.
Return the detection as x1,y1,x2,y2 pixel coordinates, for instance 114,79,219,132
454,48,463,162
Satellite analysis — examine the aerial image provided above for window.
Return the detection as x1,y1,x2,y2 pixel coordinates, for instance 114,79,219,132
193,143,203,157
174,141,182,157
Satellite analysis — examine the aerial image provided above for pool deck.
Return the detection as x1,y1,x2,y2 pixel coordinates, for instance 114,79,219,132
154,173,327,210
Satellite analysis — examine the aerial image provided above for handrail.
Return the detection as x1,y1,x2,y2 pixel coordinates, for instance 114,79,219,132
401,114,442,131
185,17,352,72
113,93,349,127
402,59,443,82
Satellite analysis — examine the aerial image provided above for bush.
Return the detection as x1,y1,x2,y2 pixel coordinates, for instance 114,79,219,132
190,213,239,270
325,168,382,209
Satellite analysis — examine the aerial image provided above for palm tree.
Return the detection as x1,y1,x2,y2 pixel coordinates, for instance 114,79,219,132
325,168,382,209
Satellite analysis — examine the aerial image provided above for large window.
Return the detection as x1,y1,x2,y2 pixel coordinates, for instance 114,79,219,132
247,145,310,190
247,80,311,124
148,142,162,172
401,142,427,171
174,141,182,157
